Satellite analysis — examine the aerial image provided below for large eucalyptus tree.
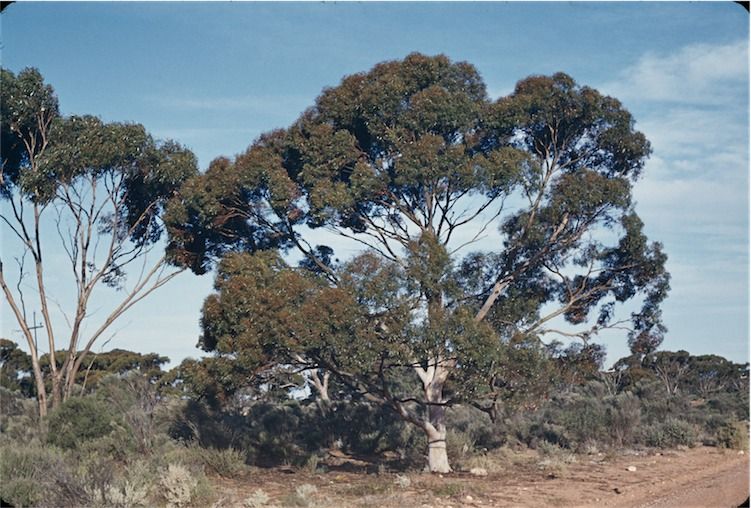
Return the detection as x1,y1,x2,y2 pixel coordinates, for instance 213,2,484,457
166,53,669,472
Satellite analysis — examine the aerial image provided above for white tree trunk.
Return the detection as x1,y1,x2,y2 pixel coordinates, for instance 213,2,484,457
424,373,451,473
426,424,450,473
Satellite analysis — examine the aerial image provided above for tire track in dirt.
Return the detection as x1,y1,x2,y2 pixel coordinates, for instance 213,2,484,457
630,458,748,508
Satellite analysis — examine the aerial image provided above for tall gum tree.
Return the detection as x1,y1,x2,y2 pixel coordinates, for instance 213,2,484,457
0,68,198,416
166,54,669,472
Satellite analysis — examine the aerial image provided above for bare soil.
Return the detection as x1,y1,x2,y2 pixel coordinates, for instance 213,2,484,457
213,446,749,507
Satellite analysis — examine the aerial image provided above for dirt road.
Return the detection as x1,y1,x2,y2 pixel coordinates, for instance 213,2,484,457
216,446,749,507
611,448,749,508
479,446,749,507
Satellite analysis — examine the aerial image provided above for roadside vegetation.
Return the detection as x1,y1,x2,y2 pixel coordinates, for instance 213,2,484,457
0,342,747,506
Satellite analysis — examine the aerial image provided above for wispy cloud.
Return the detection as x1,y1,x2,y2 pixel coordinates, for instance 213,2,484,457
601,39,748,105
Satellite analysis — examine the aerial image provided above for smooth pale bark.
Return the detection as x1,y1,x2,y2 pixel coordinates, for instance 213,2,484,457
422,364,452,473
425,416,450,473
0,262,49,417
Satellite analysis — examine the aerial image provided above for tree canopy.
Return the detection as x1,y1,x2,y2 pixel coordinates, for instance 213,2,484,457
166,53,669,472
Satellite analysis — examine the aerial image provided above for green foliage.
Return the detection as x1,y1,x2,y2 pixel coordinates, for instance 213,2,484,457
2,68,198,419
716,421,749,450
643,419,697,448
0,340,33,395
0,67,60,191
189,446,247,478
2,68,197,241
0,439,66,507
0,386,38,439
47,396,120,449
165,55,667,474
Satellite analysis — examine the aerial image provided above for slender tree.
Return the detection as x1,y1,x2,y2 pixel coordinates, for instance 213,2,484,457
167,53,669,472
0,68,198,415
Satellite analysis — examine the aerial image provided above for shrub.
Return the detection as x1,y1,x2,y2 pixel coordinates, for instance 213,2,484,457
644,419,697,448
716,421,749,450
394,474,411,488
281,483,318,507
244,489,271,508
47,396,119,449
0,448,48,508
198,446,247,478
0,439,90,507
558,396,607,447
445,428,476,466
160,463,197,508
605,393,642,446
104,480,151,508
445,405,501,451
0,387,39,441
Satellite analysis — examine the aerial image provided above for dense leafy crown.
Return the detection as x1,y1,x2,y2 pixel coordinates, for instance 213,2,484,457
165,54,669,405
1,67,198,247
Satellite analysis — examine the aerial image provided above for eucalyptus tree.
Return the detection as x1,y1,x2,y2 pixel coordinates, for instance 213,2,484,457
0,68,197,416
166,53,669,472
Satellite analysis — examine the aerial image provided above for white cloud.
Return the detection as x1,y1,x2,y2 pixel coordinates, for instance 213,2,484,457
601,39,748,105
639,108,747,162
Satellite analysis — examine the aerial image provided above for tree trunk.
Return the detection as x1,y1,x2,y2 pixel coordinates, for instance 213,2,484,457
31,361,48,418
51,374,63,409
426,423,450,473
62,354,81,402
424,377,451,473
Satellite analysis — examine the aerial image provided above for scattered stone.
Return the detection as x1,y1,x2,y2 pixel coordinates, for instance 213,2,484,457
469,467,488,477
465,495,474,502
739,450,745,455
626,466,637,472
613,487,623,494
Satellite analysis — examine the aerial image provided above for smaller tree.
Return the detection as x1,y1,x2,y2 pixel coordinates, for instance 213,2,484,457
645,350,691,397
0,339,33,395
685,354,748,398
1,68,197,416
549,341,606,392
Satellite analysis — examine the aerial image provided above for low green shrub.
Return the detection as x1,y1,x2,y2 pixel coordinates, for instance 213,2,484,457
644,419,697,448
716,421,749,450
47,396,120,449
196,446,247,478
0,439,71,507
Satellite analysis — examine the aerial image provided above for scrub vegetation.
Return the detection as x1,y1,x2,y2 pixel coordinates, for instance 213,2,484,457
1,55,747,506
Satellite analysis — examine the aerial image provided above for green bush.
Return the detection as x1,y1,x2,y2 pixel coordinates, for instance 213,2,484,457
0,439,71,507
47,396,119,449
605,393,642,446
0,388,40,442
644,419,697,448
716,421,749,450
445,428,477,466
192,447,247,478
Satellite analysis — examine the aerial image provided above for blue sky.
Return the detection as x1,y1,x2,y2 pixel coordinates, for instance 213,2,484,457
1,2,748,367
